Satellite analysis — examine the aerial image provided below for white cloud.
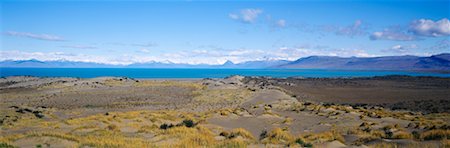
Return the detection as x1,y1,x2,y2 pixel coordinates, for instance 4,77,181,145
130,42,157,47
0,50,167,65
335,20,367,37
4,31,65,41
409,18,450,37
61,45,97,49
138,48,151,53
229,8,263,23
382,44,418,54
369,29,417,41
0,50,119,64
1,45,376,65
276,19,286,27
370,18,450,41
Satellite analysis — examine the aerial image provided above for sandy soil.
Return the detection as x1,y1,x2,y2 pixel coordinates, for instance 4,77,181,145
0,75,449,147
243,76,450,113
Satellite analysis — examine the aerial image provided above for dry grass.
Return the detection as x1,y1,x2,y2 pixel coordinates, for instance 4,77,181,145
0,110,214,147
392,131,413,139
217,108,233,116
420,129,450,140
157,126,216,146
229,128,255,140
302,130,345,144
353,135,381,146
103,79,126,86
193,88,253,103
133,80,204,90
261,128,294,145
137,125,159,133
81,132,154,148
369,141,446,148
216,138,248,147
282,117,293,125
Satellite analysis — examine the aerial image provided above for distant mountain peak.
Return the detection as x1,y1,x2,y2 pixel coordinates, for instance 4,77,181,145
1,53,449,70
222,60,234,65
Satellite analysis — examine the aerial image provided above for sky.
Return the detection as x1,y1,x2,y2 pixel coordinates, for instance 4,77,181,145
1,0,449,65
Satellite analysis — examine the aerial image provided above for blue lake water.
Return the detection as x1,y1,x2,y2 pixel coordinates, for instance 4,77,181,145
0,68,449,78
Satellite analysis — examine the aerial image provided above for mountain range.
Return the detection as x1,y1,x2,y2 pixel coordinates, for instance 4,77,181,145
1,53,449,71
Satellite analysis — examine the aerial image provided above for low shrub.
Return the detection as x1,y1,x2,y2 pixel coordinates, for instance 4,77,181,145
160,119,197,130
294,137,313,147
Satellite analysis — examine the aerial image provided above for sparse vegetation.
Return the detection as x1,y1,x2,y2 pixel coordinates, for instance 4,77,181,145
1,76,450,147
229,128,255,140
261,128,293,145
420,130,450,140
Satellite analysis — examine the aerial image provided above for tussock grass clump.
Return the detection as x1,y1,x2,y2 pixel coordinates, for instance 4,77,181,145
289,102,305,112
369,142,400,148
262,109,280,117
172,133,216,147
392,131,413,139
349,127,386,145
353,135,381,146
303,130,345,144
420,129,450,140
381,124,413,139
220,128,255,141
158,126,217,147
261,127,294,145
282,117,293,125
218,108,233,116
106,124,120,132
369,141,446,148
216,138,247,147
370,130,386,138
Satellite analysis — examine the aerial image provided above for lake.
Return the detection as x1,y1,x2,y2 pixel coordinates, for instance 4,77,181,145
1,68,449,78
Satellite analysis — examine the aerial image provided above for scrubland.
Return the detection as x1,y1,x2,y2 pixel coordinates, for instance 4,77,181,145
0,76,449,147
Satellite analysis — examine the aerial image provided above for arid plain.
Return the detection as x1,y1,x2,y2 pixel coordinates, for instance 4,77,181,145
0,75,449,147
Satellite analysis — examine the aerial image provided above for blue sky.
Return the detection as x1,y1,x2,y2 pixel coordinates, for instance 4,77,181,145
1,0,449,65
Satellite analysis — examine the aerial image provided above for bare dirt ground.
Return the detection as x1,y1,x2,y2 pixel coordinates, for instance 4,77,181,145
0,76,449,147
243,76,450,113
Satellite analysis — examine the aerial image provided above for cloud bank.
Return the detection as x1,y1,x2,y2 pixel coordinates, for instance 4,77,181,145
370,18,449,41
1,46,374,65
5,31,65,41
409,18,450,37
335,20,367,37
369,30,417,41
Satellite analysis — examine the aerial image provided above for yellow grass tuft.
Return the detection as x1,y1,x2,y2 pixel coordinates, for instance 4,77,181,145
261,128,294,145
303,130,345,144
392,131,413,139
229,128,255,140
216,138,248,147
282,117,293,125
420,129,450,140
